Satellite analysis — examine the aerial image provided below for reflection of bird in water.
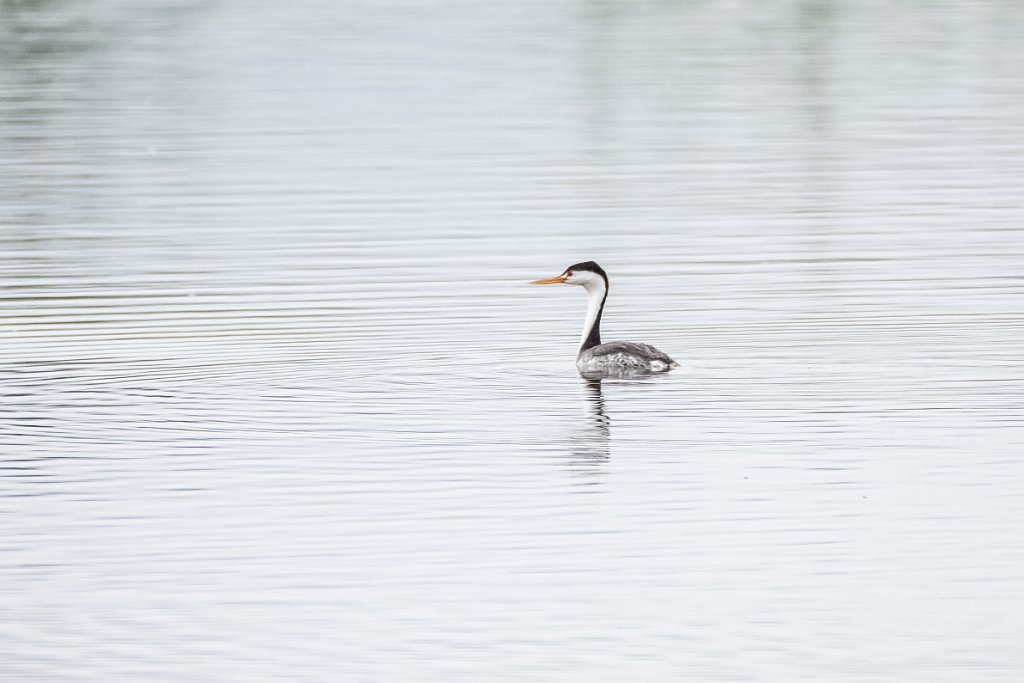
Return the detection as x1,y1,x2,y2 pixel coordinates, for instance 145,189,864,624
530,261,677,376
583,378,610,430
566,378,611,476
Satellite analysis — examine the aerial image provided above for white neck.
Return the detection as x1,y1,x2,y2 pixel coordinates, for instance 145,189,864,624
580,276,607,352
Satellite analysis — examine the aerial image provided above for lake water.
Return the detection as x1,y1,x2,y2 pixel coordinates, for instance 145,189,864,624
2,1,1023,680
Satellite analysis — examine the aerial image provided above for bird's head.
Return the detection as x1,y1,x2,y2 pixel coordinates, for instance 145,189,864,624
529,261,608,290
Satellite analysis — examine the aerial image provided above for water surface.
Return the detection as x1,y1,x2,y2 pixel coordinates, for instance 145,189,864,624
2,1,1023,681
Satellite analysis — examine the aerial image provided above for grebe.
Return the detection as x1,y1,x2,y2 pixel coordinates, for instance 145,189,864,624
530,261,677,375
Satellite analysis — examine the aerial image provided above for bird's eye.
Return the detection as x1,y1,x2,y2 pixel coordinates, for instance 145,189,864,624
566,271,573,277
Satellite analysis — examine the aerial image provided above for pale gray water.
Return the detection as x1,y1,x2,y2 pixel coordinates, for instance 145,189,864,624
2,1,1024,681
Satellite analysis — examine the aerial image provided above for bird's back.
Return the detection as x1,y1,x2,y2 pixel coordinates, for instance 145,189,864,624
577,341,676,374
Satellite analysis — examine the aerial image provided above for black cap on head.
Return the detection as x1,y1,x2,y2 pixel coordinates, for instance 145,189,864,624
564,261,607,281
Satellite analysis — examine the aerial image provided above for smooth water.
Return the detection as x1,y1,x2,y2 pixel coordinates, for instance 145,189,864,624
2,1,1023,680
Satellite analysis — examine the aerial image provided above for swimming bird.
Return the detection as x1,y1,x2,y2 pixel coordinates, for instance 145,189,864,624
530,261,677,375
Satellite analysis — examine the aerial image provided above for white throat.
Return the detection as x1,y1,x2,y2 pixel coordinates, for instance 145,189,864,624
579,276,607,352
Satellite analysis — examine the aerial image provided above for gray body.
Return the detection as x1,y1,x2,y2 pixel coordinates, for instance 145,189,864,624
577,340,677,375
